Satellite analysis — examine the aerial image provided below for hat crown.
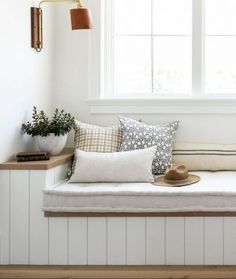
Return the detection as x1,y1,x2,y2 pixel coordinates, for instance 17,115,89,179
164,164,189,181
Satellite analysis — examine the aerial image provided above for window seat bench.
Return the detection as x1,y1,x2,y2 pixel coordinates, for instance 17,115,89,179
43,171,236,217
3,153,236,266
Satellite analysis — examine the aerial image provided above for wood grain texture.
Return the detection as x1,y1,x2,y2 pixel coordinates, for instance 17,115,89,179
44,211,236,217
0,149,73,170
1,265,236,279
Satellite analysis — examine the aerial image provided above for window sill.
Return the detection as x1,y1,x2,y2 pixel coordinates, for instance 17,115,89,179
87,97,236,115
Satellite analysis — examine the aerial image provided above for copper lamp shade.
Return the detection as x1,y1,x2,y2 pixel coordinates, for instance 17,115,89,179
31,0,93,52
70,8,92,30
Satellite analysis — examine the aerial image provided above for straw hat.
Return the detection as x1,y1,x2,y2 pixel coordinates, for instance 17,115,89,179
153,164,200,187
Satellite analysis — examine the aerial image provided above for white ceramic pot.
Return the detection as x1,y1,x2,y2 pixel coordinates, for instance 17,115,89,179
36,133,68,156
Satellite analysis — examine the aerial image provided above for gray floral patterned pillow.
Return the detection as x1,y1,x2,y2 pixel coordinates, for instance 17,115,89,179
119,116,179,175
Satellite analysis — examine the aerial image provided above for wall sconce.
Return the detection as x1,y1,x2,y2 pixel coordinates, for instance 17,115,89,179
31,0,92,52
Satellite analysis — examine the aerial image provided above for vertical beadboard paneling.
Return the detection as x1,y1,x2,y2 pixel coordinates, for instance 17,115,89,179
10,170,30,264
6,161,236,266
185,217,204,265
146,217,165,265
127,217,146,265
165,217,185,265
29,170,49,264
204,217,224,265
49,218,68,265
54,163,69,184
68,217,87,265
45,168,55,188
0,170,10,264
88,217,107,265
107,217,126,265
224,217,236,265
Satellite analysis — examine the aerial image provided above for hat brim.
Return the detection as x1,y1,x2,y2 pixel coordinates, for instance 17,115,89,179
153,174,200,187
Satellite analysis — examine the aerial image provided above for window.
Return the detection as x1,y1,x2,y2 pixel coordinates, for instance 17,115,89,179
205,0,236,94
102,0,236,98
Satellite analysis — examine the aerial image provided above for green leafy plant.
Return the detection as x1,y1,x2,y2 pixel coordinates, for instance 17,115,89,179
22,107,76,137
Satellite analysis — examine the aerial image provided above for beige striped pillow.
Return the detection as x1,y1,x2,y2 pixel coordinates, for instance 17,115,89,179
173,142,236,171
69,121,122,177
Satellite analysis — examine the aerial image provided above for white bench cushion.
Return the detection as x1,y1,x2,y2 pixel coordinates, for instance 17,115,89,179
43,171,236,213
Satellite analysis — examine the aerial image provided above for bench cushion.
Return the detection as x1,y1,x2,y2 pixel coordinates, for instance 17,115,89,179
43,171,236,213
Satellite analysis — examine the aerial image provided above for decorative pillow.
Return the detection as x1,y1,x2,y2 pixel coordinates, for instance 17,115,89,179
173,142,236,171
119,116,179,175
74,120,122,151
69,121,122,176
69,147,156,183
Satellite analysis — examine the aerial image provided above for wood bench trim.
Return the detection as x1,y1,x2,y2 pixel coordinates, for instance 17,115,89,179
1,265,236,279
44,211,236,217
0,148,73,170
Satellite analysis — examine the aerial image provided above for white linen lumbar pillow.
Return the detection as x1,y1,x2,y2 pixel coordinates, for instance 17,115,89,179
69,147,156,183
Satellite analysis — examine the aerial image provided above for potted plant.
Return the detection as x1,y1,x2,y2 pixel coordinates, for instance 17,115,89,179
22,107,76,155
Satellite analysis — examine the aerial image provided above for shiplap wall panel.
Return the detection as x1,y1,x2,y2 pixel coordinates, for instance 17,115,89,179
29,170,49,264
10,170,29,264
224,217,236,265
146,217,165,265
185,217,204,265
165,217,185,265
88,218,107,265
4,164,236,266
49,218,68,265
45,168,55,188
0,170,10,264
54,163,70,184
127,218,146,265
204,217,224,265
68,217,87,265
107,217,126,265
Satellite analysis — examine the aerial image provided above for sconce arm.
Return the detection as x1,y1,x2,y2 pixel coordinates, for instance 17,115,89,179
39,0,83,8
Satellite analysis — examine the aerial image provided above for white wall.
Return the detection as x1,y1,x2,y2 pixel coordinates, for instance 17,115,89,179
0,1,55,162
55,2,236,146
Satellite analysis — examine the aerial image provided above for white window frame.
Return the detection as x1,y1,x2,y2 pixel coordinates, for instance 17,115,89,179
87,0,236,114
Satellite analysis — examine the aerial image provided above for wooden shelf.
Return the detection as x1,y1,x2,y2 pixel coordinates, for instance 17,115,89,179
44,211,236,218
0,148,74,170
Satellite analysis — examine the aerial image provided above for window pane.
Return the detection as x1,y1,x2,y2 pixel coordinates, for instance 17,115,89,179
205,37,236,94
153,37,192,94
205,0,236,35
114,0,151,35
114,37,152,95
153,0,192,35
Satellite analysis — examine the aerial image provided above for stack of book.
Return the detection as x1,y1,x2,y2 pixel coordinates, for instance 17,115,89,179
16,152,50,162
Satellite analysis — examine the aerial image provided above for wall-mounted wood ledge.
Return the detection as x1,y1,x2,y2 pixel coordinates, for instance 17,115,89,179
0,148,74,170
1,265,236,279
45,211,236,217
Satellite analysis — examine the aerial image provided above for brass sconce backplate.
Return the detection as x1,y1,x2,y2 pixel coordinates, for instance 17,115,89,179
31,7,43,52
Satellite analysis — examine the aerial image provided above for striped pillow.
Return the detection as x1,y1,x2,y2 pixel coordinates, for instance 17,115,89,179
69,121,122,176
173,142,236,171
